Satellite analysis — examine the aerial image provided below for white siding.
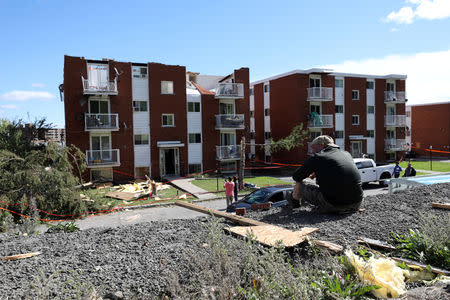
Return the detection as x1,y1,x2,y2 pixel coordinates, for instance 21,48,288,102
250,118,255,132
134,146,150,167
264,82,270,135
335,77,345,105
250,94,254,111
335,114,345,130
188,144,202,163
132,70,150,172
187,89,202,165
366,138,375,155
367,114,375,130
335,138,345,149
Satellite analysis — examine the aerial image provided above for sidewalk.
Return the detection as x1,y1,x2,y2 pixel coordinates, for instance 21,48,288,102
415,169,444,175
169,177,218,200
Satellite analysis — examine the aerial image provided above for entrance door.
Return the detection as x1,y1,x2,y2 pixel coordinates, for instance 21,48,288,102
350,141,362,158
160,148,180,176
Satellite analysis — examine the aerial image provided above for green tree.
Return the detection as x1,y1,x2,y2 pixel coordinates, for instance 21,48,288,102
0,119,88,225
268,123,309,153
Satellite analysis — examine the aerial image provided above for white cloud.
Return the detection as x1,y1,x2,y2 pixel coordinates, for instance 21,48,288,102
31,83,46,88
321,49,450,106
391,27,399,32
0,104,20,109
0,90,55,102
386,0,450,24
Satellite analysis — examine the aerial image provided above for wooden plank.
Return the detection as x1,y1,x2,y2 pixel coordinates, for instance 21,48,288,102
391,257,450,276
174,201,267,226
105,191,140,201
358,237,396,251
2,252,41,261
431,202,450,210
312,240,344,253
225,225,318,247
95,182,113,189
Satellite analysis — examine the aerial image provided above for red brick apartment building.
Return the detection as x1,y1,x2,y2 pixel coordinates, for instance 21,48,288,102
62,55,249,182
249,69,407,164
406,102,450,157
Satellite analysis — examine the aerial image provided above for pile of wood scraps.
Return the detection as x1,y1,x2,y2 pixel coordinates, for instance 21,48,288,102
106,177,153,201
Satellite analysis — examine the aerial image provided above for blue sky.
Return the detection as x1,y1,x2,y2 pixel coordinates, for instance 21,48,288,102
1,0,449,127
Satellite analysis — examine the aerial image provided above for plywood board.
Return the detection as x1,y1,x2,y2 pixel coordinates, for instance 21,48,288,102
225,225,318,247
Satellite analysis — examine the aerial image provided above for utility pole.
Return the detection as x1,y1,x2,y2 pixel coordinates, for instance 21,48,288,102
239,136,246,189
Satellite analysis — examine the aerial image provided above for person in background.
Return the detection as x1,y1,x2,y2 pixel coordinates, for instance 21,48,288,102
224,177,234,207
232,176,239,202
393,161,402,178
403,163,416,177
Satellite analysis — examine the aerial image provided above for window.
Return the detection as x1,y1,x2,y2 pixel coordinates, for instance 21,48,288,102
264,108,270,116
352,90,359,100
188,164,202,174
133,101,148,112
134,134,149,145
352,115,360,125
366,81,374,89
264,132,271,139
335,79,344,88
250,110,254,117
367,130,375,138
265,155,271,162
335,131,344,139
188,102,200,112
386,82,395,91
310,78,320,87
367,106,375,114
249,88,254,95
335,105,344,113
188,133,201,143
250,132,255,139
132,66,147,78
161,81,174,94
264,84,270,93
162,114,174,126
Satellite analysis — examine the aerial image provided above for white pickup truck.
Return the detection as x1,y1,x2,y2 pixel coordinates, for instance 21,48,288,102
354,158,395,186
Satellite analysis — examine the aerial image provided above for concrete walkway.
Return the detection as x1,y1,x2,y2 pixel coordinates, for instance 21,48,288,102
169,177,218,200
415,169,444,175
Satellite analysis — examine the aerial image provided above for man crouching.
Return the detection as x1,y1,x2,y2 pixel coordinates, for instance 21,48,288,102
289,135,363,213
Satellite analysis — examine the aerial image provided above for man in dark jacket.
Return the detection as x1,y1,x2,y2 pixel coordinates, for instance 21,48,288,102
403,163,416,177
290,135,363,213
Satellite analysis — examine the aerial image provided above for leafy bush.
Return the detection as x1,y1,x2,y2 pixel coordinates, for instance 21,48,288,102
392,214,450,270
46,221,80,233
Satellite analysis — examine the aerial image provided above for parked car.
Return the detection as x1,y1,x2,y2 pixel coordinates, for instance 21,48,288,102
226,185,293,213
354,158,395,186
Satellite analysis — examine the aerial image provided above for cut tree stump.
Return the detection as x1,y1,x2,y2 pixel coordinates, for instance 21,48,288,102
431,202,450,210
2,252,41,261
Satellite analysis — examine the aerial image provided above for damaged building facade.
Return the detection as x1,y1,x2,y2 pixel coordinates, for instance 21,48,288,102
249,69,408,164
62,55,249,182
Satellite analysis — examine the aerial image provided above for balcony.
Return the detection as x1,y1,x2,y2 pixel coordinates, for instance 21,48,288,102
216,145,241,160
307,87,333,102
385,139,407,151
85,113,119,131
86,149,120,168
82,76,118,95
215,83,244,99
307,114,333,128
385,115,406,127
215,114,244,130
384,91,406,103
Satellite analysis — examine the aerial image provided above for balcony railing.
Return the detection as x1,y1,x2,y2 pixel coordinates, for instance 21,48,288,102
86,149,120,167
215,114,244,129
307,114,333,128
85,113,119,131
216,145,241,160
307,87,333,101
215,83,244,99
385,115,406,127
384,91,406,103
385,139,407,151
82,76,118,95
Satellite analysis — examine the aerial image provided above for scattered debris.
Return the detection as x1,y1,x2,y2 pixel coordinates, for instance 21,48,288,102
2,252,41,261
235,207,246,216
346,249,409,298
250,203,271,211
311,239,344,253
106,179,153,201
358,237,396,251
391,257,450,276
74,181,93,190
95,182,113,190
80,193,94,202
225,225,318,247
431,202,450,210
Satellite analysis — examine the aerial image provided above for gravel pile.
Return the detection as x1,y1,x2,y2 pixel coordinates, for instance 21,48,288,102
1,183,449,299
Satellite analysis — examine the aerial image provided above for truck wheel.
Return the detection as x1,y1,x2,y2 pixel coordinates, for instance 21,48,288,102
379,173,391,187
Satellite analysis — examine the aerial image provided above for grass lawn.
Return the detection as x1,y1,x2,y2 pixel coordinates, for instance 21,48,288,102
397,160,450,172
191,176,293,197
